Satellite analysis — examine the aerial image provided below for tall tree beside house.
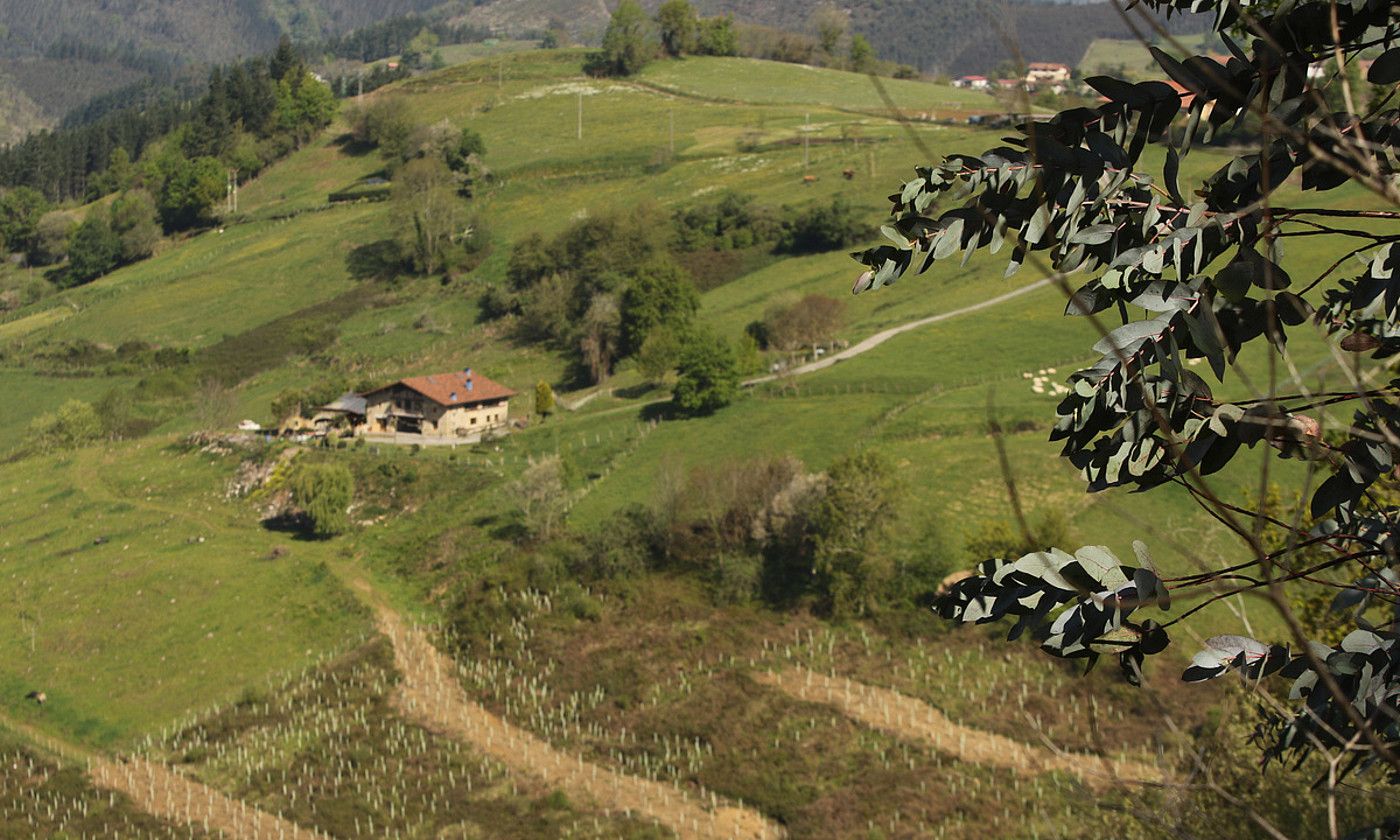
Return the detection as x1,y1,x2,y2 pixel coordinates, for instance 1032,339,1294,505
534,381,556,419
585,0,655,77
392,157,463,275
656,0,699,58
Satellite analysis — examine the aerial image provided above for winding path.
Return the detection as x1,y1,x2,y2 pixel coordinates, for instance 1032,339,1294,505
358,583,784,840
743,278,1053,386
757,667,1165,790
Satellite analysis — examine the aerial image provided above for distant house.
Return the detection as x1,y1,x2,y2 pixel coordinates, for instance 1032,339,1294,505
1024,62,1072,86
361,369,515,438
953,75,989,90
996,78,1024,91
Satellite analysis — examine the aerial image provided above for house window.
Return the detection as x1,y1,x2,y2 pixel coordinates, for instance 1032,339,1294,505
471,417,477,425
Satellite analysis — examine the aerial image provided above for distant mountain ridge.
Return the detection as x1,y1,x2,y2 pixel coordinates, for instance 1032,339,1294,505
0,0,1202,145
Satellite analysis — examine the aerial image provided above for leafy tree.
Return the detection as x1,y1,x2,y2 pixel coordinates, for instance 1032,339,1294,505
673,329,739,415
811,450,897,618
447,127,487,170
698,16,738,58
579,294,622,384
29,399,102,452
656,0,698,58
585,0,655,77
275,70,337,148
109,189,161,262
392,157,463,275
289,463,353,538
810,3,847,57
30,211,77,266
764,293,846,352
852,0,1400,815
351,97,416,165
509,455,569,539
849,34,874,72
781,196,870,253
268,35,302,82
636,329,682,384
157,154,224,232
0,187,51,258
65,214,121,286
619,260,700,356
534,380,556,419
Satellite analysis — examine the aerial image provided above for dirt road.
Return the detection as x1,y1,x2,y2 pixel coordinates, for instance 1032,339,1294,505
744,278,1053,386
368,595,785,839
90,756,331,840
757,667,1165,790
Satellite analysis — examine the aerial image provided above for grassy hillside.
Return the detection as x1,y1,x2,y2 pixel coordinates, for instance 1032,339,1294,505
0,47,1383,837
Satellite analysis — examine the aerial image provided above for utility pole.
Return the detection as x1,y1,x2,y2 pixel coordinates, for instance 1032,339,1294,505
226,170,239,214
577,91,583,141
357,71,363,98
803,112,810,171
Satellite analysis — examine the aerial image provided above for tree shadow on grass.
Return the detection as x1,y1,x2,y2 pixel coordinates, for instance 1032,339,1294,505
260,513,327,541
639,400,682,423
347,240,407,283
333,132,378,157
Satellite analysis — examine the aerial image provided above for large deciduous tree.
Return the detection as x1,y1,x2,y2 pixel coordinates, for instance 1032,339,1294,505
656,0,699,58
392,157,463,276
852,0,1400,821
586,0,655,77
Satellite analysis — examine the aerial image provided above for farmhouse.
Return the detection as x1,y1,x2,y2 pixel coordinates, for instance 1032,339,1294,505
953,74,989,90
1024,62,1071,86
361,369,515,439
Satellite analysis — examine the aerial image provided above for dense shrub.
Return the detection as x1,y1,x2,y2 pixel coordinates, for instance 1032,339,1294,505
289,463,354,538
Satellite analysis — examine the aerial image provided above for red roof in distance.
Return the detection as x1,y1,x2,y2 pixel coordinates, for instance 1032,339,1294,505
365,370,516,407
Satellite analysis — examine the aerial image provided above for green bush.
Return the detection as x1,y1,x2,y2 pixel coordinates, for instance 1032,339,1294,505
706,552,761,605
28,399,103,453
289,462,354,537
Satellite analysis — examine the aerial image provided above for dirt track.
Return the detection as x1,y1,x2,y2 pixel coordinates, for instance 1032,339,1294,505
89,756,330,840
369,598,785,840
743,278,1053,386
756,667,1166,790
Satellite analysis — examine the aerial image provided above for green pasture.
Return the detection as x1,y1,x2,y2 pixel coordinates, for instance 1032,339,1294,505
0,439,368,748
638,56,991,114
7,205,383,351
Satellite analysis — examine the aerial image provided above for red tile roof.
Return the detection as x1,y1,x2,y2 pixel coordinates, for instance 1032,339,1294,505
366,370,516,407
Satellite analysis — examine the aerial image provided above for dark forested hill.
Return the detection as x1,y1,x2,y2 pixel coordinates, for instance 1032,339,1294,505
0,0,450,141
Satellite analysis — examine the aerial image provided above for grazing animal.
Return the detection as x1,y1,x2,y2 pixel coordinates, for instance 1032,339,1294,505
802,174,817,185
842,168,856,180
24,691,45,706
